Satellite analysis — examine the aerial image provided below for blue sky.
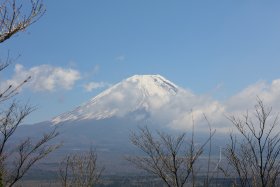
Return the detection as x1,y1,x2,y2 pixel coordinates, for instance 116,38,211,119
1,1,280,124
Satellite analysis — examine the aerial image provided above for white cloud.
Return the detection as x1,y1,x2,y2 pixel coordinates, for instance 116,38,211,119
213,80,280,133
225,79,280,113
83,81,109,92
3,64,81,92
148,91,227,132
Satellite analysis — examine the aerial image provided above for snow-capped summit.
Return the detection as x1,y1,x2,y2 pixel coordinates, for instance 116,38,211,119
125,74,178,95
51,74,225,131
52,74,183,124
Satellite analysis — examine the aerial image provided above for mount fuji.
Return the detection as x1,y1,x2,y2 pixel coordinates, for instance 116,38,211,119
16,75,225,174
16,74,226,149
51,74,224,131
52,74,182,125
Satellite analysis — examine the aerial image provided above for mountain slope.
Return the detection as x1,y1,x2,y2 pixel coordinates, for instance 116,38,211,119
52,74,186,124
52,74,225,131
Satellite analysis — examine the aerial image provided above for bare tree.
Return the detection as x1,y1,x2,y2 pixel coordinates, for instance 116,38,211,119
0,88,60,187
59,148,104,187
222,98,280,187
0,86,60,187
0,1,61,187
2,122,60,187
0,0,45,101
0,0,45,43
128,126,215,187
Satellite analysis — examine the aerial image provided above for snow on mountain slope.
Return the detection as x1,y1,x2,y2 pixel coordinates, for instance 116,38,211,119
52,74,225,131
53,75,181,124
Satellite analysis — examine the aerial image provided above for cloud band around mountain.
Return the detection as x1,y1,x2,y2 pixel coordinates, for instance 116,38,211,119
51,75,280,132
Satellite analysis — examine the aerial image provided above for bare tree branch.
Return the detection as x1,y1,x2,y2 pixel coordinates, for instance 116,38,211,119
0,2,61,186
0,0,45,43
128,125,215,187
222,98,280,187
59,148,104,187
6,127,60,187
